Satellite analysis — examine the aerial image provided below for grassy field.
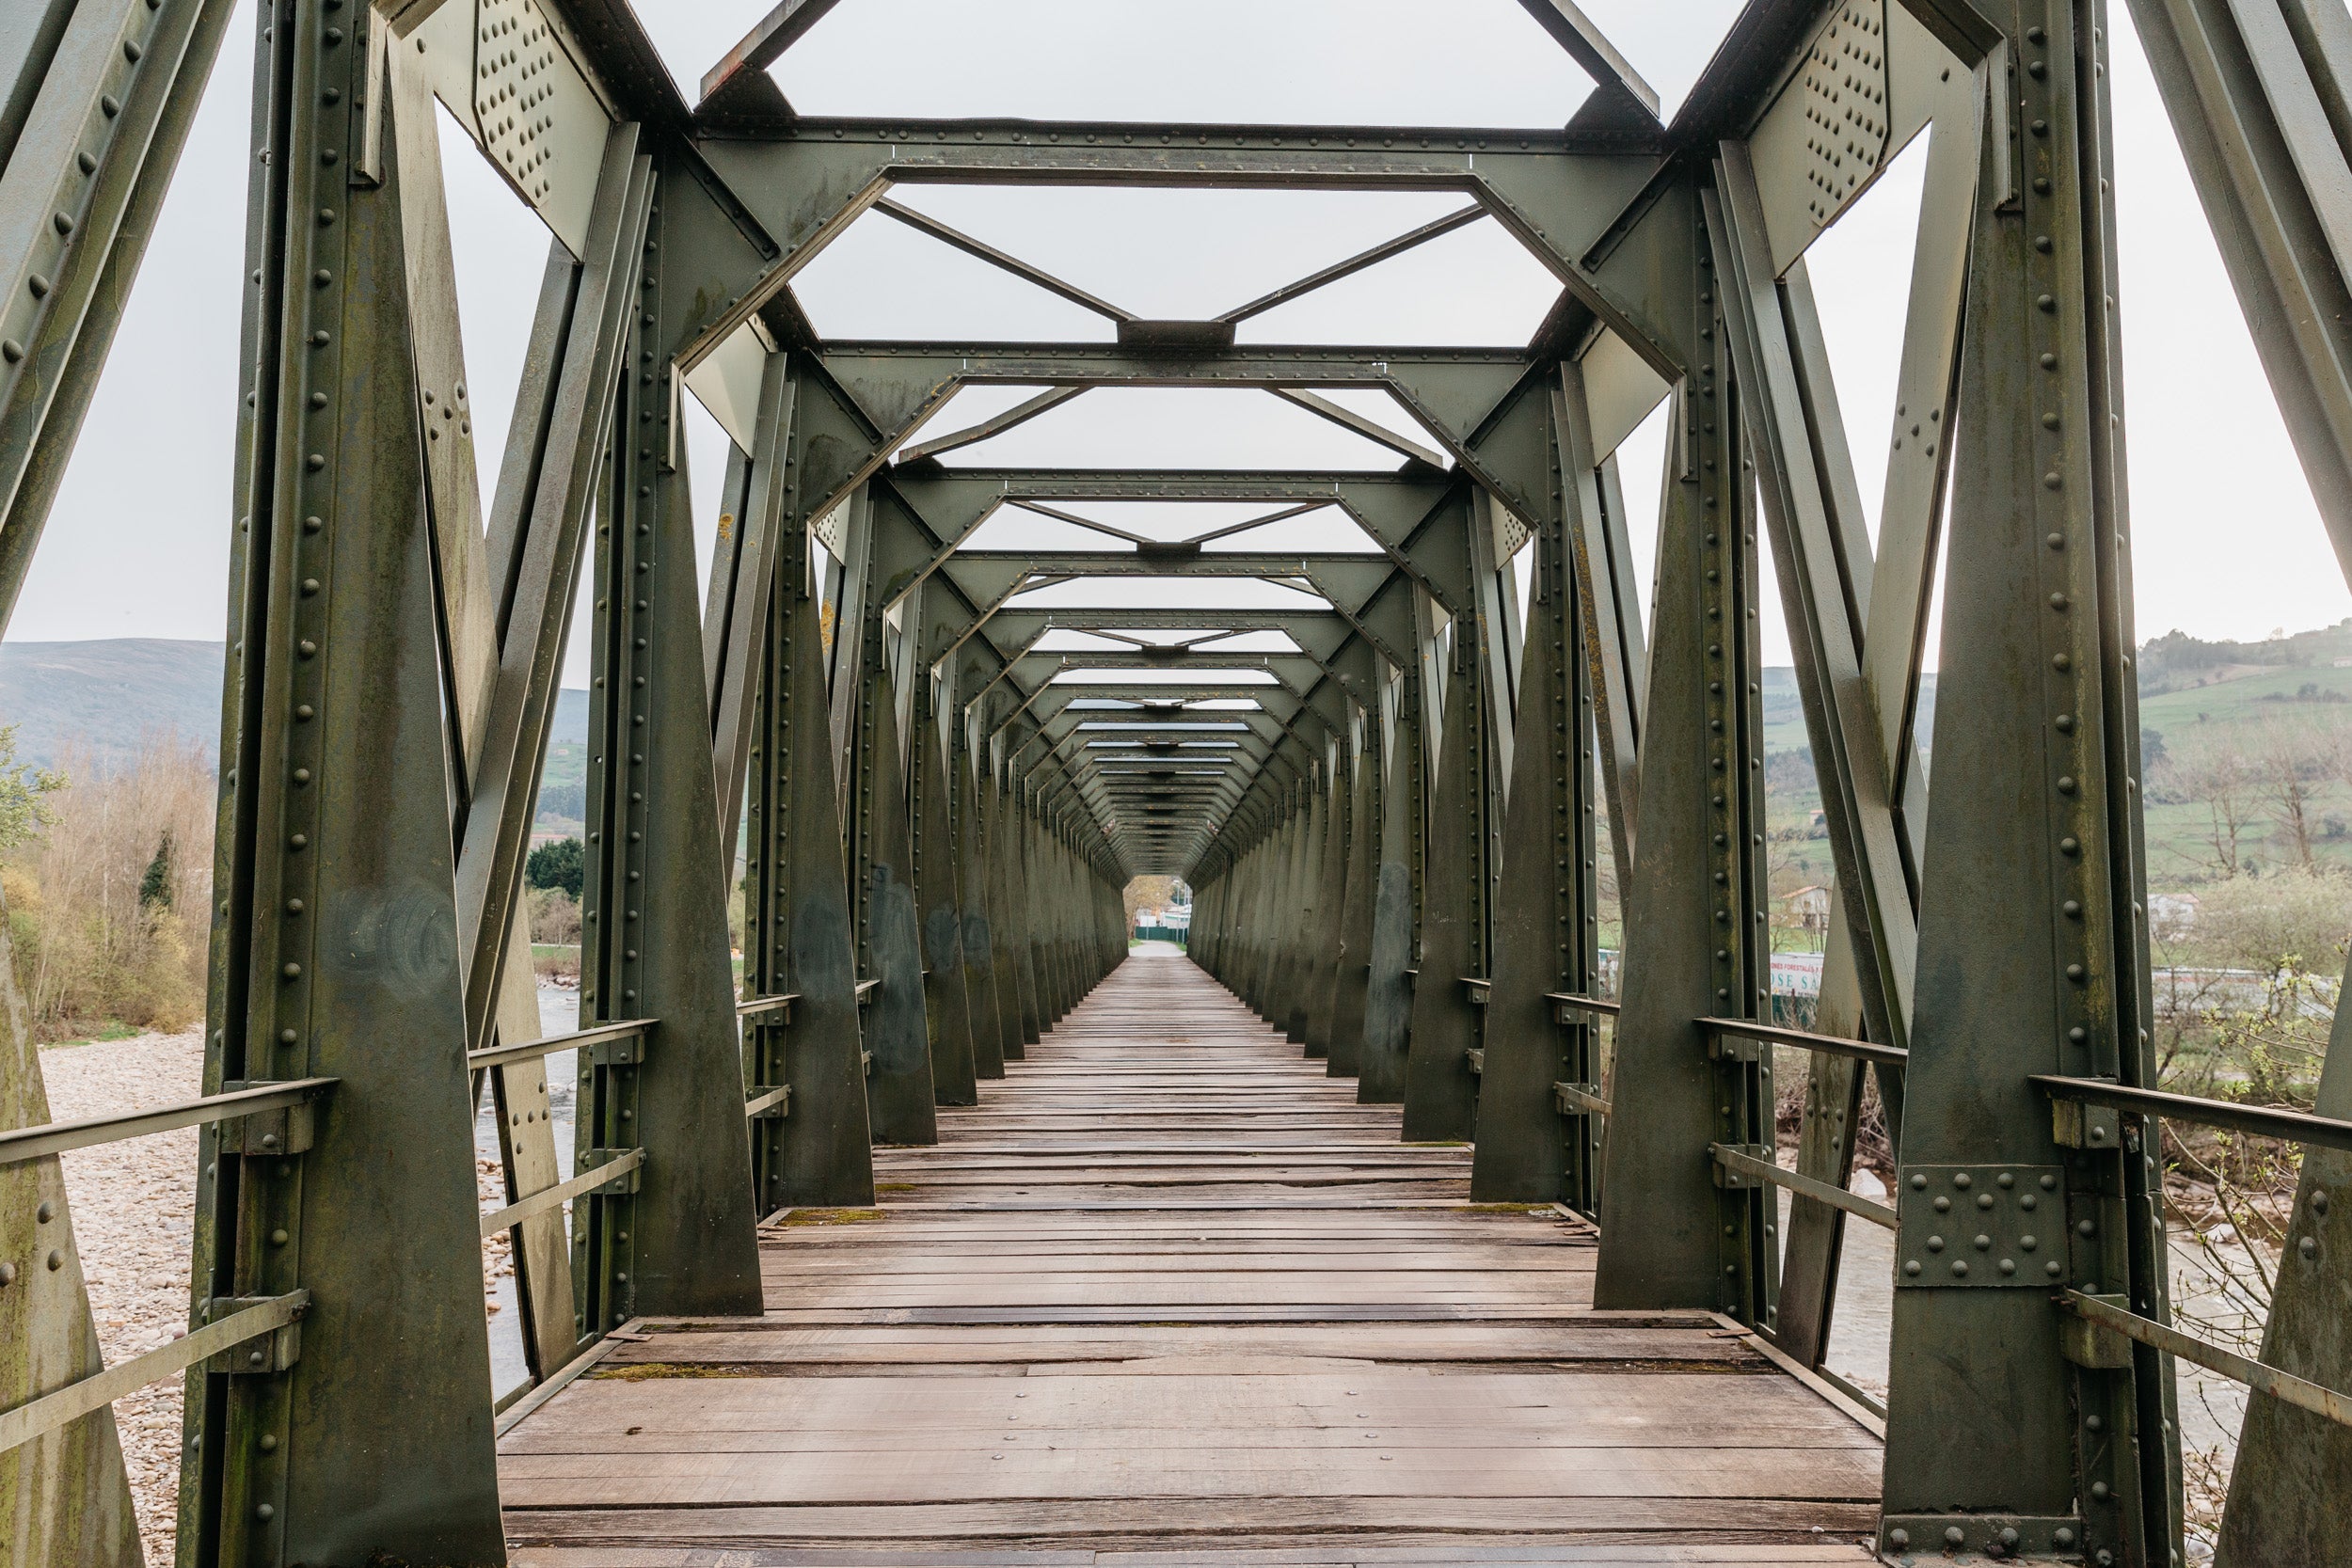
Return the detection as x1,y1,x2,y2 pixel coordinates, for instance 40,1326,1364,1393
1747,623,2352,896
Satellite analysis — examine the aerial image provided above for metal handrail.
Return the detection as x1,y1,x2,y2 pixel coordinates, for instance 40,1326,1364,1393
737,992,800,1021
1547,991,1619,1016
1553,1081,1611,1117
2058,1291,2352,1433
1709,1143,1898,1229
0,1291,309,1454
479,1149,646,1237
2030,1075,2352,1155
0,1079,338,1167
467,1018,652,1073
1699,1015,1909,1068
853,979,881,1004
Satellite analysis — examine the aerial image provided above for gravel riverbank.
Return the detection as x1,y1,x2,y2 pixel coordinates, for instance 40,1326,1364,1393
43,1025,203,1565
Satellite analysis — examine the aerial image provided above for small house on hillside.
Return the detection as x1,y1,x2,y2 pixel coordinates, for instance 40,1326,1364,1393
1783,885,1831,935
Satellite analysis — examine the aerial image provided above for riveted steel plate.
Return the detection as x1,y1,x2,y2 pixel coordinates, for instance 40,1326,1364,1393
1895,1163,2068,1288
1744,0,1972,273
1880,1513,2087,1560
405,0,611,257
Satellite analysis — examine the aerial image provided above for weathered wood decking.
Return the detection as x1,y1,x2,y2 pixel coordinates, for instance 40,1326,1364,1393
501,951,1882,1566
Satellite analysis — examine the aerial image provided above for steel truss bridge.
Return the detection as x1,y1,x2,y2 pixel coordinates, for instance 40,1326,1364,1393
3,0,2351,1562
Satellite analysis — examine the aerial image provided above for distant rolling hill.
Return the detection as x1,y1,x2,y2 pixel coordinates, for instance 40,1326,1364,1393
0,640,588,773
0,640,225,769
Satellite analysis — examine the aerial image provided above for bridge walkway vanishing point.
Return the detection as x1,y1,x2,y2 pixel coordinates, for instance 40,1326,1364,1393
498,951,1882,1565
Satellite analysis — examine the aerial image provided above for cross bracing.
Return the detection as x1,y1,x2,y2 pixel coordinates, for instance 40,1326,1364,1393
4,0,2352,1562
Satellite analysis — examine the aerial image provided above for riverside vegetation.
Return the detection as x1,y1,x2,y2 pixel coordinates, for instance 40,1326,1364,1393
0,728,211,1043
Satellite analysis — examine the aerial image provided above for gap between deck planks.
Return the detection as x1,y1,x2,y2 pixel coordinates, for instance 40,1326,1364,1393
501,949,1881,1566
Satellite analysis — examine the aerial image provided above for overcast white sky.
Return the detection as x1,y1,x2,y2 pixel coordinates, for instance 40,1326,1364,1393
16,0,2348,684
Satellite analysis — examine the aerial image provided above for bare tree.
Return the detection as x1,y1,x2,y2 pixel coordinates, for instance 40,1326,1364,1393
2169,733,2255,877
2254,720,2325,869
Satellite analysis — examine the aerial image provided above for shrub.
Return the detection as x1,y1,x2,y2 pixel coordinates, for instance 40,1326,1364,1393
2194,867,2352,974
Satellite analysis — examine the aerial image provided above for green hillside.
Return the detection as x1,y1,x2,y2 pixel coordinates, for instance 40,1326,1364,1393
1758,621,2352,893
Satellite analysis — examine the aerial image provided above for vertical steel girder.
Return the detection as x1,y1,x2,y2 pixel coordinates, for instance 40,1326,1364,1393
573,143,764,1334
951,699,1009,1080
1399,595,1487,1143
1357,654,1427,1106
740,408,874,1210
1470,409,1603,1210
1324,712,1379,1080
1591,185,1777,1325
1879,4,2182,1560
910,656,981,1107
185,8,502,1557
1301,737,1349,1061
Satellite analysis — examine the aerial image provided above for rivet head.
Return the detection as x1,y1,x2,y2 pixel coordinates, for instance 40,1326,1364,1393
1946,1527,1966,1546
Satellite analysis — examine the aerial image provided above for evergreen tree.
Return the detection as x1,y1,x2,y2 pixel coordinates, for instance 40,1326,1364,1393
525,836,585,900
139,830,175,910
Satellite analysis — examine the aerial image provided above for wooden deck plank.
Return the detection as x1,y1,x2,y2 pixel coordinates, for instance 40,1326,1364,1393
498,953,1881,1559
